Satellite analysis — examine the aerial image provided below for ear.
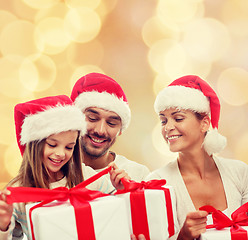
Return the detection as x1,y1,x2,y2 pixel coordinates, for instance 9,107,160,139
201,115,211,133
118,130,122,136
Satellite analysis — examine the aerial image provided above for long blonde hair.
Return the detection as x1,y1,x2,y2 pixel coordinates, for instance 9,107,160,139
9,133,84,189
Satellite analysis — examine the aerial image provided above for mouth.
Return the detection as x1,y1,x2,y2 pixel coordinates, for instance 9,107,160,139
88,135,108,146
167,135,182,142
49,158,63,165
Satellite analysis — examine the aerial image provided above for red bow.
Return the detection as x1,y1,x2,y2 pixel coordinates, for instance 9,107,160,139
200,203,248,230
6,166,112,240
115,178,167,194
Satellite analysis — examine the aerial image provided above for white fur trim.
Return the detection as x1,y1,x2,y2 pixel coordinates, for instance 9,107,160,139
154,86,210,114
202,128,227,155
74,91,131,131
20,105,87,145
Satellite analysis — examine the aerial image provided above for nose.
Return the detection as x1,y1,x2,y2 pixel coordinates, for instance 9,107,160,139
164,119,175,132
95,120,107,136
55,148,65,159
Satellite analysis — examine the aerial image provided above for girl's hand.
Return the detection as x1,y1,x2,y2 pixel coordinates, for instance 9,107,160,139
177,210,208,240
0,189,13,232
108,162,130,190
131,234,146,240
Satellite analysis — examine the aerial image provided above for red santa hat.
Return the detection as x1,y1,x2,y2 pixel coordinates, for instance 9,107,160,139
70,72,131,131
154,75,227,155
14,95,87,156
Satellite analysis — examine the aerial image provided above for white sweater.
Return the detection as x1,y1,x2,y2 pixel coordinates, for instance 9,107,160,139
146,156,248,230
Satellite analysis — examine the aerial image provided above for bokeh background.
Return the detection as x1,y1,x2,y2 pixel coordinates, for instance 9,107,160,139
1,0,248,189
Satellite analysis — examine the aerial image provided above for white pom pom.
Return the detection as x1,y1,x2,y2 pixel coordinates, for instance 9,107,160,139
202,128,227,156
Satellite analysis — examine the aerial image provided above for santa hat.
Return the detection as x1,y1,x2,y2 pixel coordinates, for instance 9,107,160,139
14,95,87,156
154,75,227,155
70,72,131,131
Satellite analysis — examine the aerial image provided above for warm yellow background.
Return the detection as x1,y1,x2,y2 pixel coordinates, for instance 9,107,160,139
1,0,248,189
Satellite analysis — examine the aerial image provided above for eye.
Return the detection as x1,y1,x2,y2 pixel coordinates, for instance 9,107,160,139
175,117,184,122
160,118,167,126
47,142,56,148
66,146,74,150
107,121,117,126
87,115,98,122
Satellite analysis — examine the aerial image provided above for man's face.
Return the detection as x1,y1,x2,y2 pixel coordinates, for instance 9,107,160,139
82,107,122,158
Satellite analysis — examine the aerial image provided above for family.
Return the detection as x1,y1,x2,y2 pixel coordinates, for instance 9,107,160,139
1,73,247,240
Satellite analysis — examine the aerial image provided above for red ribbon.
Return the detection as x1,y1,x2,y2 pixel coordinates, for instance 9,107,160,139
6,166,112,240
200,203,248,240
115,178,174,239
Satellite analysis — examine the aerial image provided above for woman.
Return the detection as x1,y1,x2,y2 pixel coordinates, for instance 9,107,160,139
146,75,248,239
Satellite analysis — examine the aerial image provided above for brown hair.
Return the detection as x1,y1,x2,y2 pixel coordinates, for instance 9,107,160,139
8,132,84,189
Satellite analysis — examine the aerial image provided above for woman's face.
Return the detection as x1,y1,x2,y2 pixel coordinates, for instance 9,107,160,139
159,108,209,153
43,130,78,181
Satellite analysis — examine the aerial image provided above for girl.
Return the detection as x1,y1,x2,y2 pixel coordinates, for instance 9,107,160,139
0,95,126,240
146,75,248,240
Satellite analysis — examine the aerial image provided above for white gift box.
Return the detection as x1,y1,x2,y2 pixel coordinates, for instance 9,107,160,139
26,195,131,240
201,226,248,240
116,185,179,240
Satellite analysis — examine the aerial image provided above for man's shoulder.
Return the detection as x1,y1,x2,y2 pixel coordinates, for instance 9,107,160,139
114,154,149,170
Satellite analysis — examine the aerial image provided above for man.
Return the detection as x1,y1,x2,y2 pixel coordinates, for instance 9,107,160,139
70,72,150,184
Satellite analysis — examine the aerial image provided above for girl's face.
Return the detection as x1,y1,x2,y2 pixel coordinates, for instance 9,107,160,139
159,108,209,153
43,130,78,181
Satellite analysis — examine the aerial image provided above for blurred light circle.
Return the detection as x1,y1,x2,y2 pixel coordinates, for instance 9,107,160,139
235,132,248,164
157,0,202,28
19,57,39,92
65,0,101,9
148,39,177,74
142,16,179,48
0,10,18,32
64,7,101,43
0,104,16,145
25,54,57,92
0,20,42,57
4,143,22,178
217,68,248,106
152,122,178,158
22,0,60,9
35,17,71,55
0,55,34,98
182,18,230,61
153,74,172,96
70,65,104,89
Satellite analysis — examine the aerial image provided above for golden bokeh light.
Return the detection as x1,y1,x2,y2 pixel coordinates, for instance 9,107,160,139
22,0,60,10
0,20,41,57
0,10,18,32
217,68,248,106
0,56,34,98
35,17,71,55
142,16,179,48
64,7,101,43
65,0,101,9
4,143,22,178
235,132,248,164
182,18,231,62
0,103,16,145
153,74,172,95
157,0,203,30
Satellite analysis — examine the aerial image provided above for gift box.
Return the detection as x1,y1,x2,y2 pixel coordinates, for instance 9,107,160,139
26,196,131,240
201,226,248,240
6,167,131,240
115,179,179,240
200,203,248,240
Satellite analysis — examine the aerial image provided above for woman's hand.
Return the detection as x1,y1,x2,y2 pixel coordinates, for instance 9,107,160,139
177,210,208,240
0,189,13,232
108,162,130,190
131,234,146,240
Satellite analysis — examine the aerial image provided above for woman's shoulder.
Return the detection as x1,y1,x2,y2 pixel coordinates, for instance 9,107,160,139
215,155,248,168
145,159,178,180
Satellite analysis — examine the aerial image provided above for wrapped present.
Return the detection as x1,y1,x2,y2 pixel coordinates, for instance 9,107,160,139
115,178,178,240
200,203,248,240
7,167,131,240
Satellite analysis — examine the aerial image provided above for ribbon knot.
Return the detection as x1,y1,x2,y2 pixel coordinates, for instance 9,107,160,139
116,178,167,194
200,202,248,230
